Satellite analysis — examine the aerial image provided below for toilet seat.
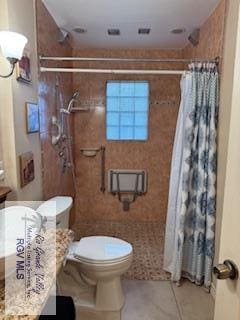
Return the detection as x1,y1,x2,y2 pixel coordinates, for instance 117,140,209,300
74,254,132,265
67,236,133,265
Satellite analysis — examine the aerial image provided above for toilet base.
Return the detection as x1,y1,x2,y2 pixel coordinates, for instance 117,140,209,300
58,264,125,312
75,305,121,320
95,277,124,311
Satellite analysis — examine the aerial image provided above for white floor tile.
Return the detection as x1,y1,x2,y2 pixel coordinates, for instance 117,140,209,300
172,280,215,320
122,280,181,320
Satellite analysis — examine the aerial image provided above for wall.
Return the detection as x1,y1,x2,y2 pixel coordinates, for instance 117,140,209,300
35,0,226,226
72,48,182,222
183,0,226,60
71,1,226,224
0,0,42,201
69,1,227,224
36,0,75,203
0,0,17,194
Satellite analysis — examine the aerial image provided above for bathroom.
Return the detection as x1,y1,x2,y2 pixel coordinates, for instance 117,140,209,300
0,0,240,319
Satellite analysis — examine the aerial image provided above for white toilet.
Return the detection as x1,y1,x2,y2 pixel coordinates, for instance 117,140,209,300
37,196,133,312
37,196,73,229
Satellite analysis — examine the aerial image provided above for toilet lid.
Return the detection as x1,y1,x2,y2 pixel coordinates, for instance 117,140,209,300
69,236,132,263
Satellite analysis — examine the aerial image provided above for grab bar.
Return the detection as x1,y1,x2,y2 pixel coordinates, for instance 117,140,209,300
100,146,106,193
80,146,106,193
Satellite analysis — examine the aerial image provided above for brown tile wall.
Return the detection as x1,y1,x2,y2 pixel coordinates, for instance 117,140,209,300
72,0,227,223
36,0,226,224
183,0,226,60
72,48,183,222
36,1,75,209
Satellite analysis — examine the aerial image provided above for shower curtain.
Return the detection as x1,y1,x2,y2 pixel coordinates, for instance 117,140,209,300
164,63,219,288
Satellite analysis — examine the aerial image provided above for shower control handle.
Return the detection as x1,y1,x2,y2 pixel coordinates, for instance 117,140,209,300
213,260,239,280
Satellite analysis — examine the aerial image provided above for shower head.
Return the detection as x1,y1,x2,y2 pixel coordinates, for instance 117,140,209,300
61,91,80,114
188,28,200,47
58,28,70,44
73,92,80,100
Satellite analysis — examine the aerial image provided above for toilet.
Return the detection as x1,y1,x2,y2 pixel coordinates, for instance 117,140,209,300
37,196,73,229
37,196,133,312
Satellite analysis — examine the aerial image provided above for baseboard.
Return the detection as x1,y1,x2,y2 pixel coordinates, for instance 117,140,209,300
210,283,216,299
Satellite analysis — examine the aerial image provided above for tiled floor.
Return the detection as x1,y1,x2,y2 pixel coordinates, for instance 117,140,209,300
72,220,214,320
72,220,170,281
122,280,214,320
77,280,215,320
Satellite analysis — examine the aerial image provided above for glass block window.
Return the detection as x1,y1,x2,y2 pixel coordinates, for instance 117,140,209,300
106,81,149,141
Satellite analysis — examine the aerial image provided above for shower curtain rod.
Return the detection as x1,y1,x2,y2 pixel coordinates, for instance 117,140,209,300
39,56,220,63
40,67,185,75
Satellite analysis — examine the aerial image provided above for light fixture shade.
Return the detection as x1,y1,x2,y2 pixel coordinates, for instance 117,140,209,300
0,31,28,60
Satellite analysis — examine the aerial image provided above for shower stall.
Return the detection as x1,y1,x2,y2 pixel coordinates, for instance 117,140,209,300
39,54,219,285
36,0,225,288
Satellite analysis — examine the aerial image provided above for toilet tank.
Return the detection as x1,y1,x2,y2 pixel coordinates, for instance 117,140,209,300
37,196,73,229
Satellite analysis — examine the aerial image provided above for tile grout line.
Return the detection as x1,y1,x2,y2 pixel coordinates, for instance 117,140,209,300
170,282,183,320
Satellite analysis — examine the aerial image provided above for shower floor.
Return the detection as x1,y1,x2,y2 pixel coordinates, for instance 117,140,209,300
72,220,170,281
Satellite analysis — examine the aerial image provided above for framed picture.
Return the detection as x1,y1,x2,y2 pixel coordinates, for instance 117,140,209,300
26,102,40,133
16,50,31,84
19,152,35,188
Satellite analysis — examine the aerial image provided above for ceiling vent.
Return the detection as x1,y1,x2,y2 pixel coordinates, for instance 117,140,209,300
171,28,186,35
108,29,120,36
138,28,151,35
73,27,87,34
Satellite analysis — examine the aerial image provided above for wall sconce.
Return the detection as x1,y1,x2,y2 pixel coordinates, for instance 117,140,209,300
0,31,28,78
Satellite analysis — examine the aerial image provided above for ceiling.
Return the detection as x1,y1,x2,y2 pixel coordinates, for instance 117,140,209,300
43,0,221,49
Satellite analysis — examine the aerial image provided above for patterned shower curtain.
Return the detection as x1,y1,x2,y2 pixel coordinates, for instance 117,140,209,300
164,62,219,288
